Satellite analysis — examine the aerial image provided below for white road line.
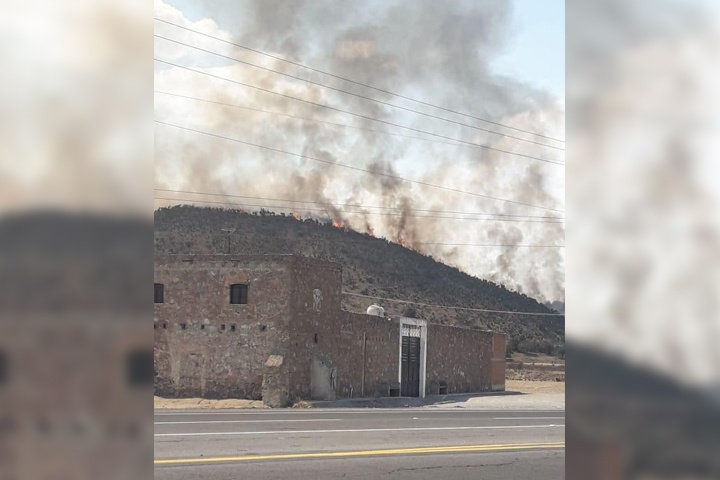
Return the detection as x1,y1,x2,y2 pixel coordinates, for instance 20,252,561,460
154,409,565,416
155,419,342,425
154,424,565,437
494,417,565,420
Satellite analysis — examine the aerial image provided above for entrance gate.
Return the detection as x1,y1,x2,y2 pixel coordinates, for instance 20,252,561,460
400,336,421,397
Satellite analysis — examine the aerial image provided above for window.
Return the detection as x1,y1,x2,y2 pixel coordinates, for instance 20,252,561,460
230,284,248,305
154,283,164,304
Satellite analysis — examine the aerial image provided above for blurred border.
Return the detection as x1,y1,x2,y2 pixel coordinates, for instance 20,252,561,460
567,0,720,478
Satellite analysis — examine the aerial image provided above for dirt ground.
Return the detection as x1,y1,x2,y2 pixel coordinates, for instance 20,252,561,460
154,381,566,409
510,352,565,365
154,396,265,409
506,369,565,382
505,379,565,394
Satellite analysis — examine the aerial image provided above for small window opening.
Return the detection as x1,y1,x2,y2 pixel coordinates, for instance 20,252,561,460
230,324,236,332
180,323,186,330
221,324,226,331
162,322,167,329
260,324,267,331
154,283,164,304
230,284,248,304
200,324,205,330
313,333,318,344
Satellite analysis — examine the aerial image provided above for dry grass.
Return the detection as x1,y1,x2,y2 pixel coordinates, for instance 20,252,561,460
510,352,565,365
505,379,565,394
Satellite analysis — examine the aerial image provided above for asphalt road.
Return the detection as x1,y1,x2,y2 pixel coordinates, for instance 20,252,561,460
154,408,565,479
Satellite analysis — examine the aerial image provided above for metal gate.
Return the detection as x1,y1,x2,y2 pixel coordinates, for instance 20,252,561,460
401,336,421,397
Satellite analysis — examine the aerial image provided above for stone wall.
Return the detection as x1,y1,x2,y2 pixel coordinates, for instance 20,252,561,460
492,332,507,391
284,256,344,401
303,312,399,399
154,254,505,401
425,324,496,394
154,255,295,399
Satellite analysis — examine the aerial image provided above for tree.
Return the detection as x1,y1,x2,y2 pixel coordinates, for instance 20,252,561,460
403,305,418,318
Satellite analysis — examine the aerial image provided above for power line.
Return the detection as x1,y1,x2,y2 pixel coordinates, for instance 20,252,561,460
154,188,564,220
153,17,565,144
154,120,565,213
153,196,565,224
154,201,565,247
156,226,565,249
339,239,565,248
343,292,564,316
156,90,486,150
155,34,564,152
386,242,564,248
154,59,564,167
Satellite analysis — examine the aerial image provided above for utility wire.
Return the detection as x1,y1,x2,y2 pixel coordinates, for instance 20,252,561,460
322,239,565,248
379,242,564,248
155,34,564,152
154,120,566,213
154,228,565,248
153,196,565,224
343,292,564,316
156,90,482,150
154,17,565,144
154,59,564,167
154,188,564,220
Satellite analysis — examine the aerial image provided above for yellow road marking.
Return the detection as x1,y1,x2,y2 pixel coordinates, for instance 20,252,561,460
155,442,565,465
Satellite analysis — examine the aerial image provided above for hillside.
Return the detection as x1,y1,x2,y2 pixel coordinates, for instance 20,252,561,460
545,301,565,314
154,206,564,349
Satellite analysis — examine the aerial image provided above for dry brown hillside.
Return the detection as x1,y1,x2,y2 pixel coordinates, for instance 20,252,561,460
154,206,564,351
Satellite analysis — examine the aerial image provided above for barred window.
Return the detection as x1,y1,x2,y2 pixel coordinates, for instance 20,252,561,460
154,283,164,304
230,284,248,305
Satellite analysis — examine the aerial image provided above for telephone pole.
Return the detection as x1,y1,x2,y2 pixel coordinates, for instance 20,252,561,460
221,228,236,254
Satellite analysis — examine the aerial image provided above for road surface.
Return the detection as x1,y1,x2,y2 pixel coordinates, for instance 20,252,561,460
154,408,565,479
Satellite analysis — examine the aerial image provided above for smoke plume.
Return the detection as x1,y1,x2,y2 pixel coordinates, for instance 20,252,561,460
154,0,565,302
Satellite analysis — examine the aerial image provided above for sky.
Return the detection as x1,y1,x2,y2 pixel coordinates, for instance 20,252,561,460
153,0,566,303
492,0,565,96
158,0,566,95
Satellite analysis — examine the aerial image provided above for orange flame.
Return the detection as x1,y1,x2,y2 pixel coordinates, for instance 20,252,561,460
292,212,301,221
331,219,349,231
398,238,414,251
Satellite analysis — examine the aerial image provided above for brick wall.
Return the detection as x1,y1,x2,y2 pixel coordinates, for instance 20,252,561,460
154,254,504,401
154,255,295,399
426,324,495,394
492,332,507,391
283,254,399,400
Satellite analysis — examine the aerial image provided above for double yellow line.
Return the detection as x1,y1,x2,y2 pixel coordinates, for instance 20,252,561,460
155,441,565,465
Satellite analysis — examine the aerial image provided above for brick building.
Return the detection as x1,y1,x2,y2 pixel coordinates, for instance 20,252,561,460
154,254,505,406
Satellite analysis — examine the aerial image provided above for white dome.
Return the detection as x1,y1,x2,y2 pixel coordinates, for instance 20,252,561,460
366,304,385,317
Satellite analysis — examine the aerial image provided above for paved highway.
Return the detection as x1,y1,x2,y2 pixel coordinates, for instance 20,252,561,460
154,408,565,479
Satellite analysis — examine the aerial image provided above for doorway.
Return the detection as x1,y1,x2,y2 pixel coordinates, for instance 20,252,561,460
400,336,421,397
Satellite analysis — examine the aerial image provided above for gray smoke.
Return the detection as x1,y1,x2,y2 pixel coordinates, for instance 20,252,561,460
154,0,565,302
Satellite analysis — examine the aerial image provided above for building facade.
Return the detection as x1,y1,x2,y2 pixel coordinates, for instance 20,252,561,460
154,254,505,405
